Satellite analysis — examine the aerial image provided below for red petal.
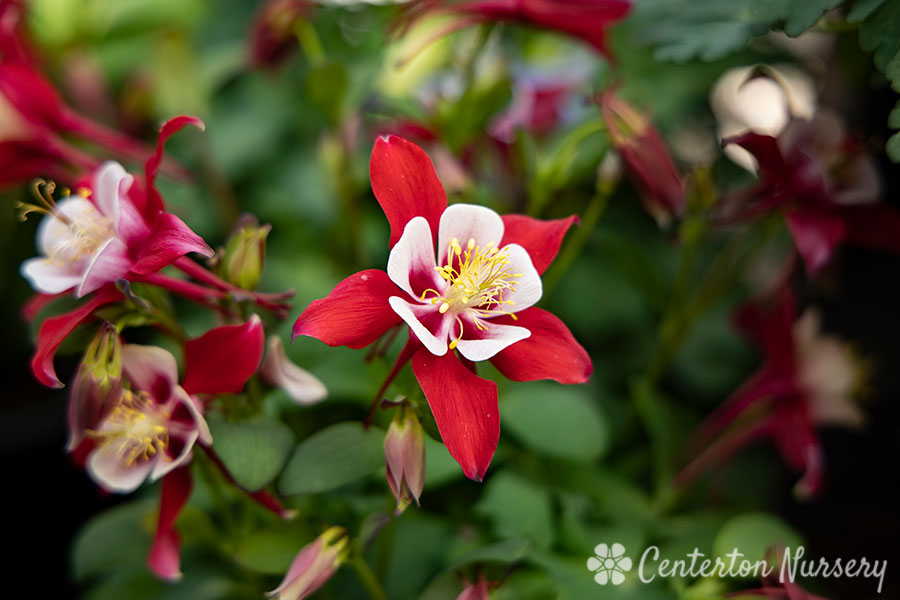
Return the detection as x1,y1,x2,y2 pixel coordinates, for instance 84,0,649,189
500,214,577,275
370,135,447,248
21,291,66,322
725,132,786,181
182,315,265,395
128,212,214,276
489,307,591,384
784,208,845,273
292,269,402,349
771,400,823,499
141,115,205,217
148,466,192,581
30,286,121,388
841,203,900,255
411,349,498,481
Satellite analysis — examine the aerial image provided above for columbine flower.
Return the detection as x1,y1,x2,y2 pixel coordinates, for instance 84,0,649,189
710,65,816,172
398,0,632,60
722,112,900,273
457,575,493,599
293,135,591,481
678,286,864,499
268,527,349,600
384,403,425,514
598,90,685,227
19,117,213,298
587,543,632,585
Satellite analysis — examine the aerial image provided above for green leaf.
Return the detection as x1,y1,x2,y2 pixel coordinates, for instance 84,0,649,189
857,0,900,159
887,130,900,161
848,0,889,22
208,415,295,492
232,525,306,575
279,421,384,495
712,512,804,575
476,472,554,550
501,382,608,462
449,539,530,570
306,62,348,126
72,500,155,581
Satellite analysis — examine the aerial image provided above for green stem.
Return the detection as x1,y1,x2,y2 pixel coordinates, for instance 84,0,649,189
351,556,387,600
542,183,612,299
294,20,326,67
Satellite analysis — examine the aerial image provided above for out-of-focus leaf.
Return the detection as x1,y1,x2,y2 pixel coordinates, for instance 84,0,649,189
476,472,554,550
72,499,155,582
279,421,384,495
306,62,348,125
857,0,900,159
449,539,530,570
208,415,295,492
501,382,608,462
380,513,454,599
423,433,464,489
232,525,306,575
712,512,804,575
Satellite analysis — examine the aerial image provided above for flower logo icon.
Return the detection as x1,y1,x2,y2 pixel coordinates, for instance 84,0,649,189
587,543,632,585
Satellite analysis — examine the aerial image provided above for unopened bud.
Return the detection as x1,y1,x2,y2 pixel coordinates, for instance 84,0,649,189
267,526,349,600
223,216,271,290
67,322,123,451
384,404,426,515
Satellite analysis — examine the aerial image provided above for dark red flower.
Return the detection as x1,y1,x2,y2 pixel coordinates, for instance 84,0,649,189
723,113,900,272
399,0,632,59
598,90,685,226
678,286,863,498
293,135,591,481
248,0,314,69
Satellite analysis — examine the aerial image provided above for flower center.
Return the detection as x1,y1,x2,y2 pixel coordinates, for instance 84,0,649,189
421,236,522,348
92,390,170,466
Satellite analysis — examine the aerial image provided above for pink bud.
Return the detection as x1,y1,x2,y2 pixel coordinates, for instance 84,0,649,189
268,527,348,600
458,575,493,600
384,404,426,515
67,322,123,451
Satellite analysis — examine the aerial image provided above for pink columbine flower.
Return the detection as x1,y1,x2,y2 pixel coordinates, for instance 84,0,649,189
678,286,864,499
268,527,349,600
723,113,900,272
83,343,212,493
293,135,591,481
19,117,213,298
384,403,426,514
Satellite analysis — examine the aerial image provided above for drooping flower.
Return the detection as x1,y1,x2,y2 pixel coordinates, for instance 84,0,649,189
67,316,265,580
678,286,864,499
268,527,349,600
384,403,426,514
398,0,632,60
457,575,494,600
19,117,214,298
722,113,900,273
598,90,685,227
293,135,591,481
489,74,582,144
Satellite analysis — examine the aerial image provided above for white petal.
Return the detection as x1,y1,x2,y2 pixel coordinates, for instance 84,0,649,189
498,243,542,313
93,161,130,225
455,320,531,362
594,571,609,585
437,204,504,266
122,345,179,395
86,446,155,493
20,257,81,294
586,557,603,572
618,557,632,572
611,570,625,585
611,543,625,558
388,296,450,356
77,237,131,297
387,216,442,299
595,543,609,558
260,337,328,405
151,430,198,481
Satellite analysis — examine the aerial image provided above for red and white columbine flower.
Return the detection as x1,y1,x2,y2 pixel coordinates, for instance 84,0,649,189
293,135,591,481
20,117,213,298
83,343,212,494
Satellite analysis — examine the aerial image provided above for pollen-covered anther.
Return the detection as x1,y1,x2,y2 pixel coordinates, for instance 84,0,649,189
91,390,171,466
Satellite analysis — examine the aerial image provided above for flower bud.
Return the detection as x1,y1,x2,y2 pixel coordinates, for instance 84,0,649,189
267,527,349,600
598,90,685,227
67,322,123,451
223,217,271,290
458,575,493,600
384,404,426,515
